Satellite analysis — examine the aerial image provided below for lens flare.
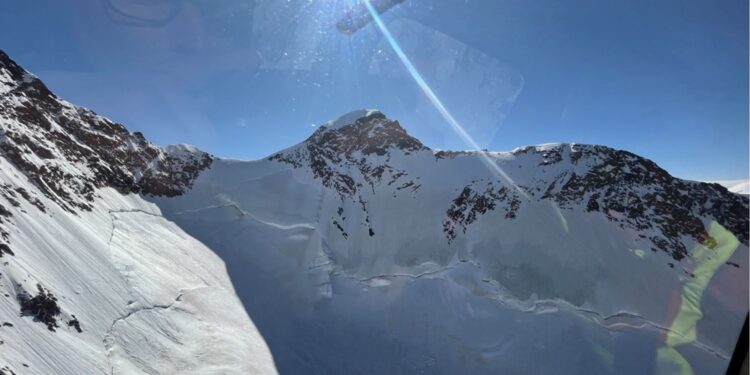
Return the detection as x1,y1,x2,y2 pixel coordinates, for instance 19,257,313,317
362,0,529,199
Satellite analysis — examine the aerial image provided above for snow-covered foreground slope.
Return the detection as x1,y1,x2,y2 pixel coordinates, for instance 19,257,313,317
0,50,277,374
152,110,749,374
0,178,276,374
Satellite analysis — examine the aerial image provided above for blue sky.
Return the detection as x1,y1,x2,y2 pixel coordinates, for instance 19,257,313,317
1,0,747,180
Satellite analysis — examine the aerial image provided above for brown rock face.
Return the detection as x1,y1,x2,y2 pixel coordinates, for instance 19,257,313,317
269,111,426,198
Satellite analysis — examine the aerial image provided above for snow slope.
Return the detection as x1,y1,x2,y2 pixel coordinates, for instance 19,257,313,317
152,110,749,374
712,179,750,195
0,50,277,374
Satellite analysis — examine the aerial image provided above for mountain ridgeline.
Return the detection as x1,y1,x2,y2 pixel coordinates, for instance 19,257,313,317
267,109,747,262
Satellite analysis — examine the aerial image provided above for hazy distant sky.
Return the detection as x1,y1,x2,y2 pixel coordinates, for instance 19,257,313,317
1,0,747,180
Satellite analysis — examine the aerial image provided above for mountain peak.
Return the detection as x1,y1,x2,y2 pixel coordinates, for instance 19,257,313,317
321,109,385,130
0,49,25,83
0,49,56,104
268,110,427,198
305,109,428,156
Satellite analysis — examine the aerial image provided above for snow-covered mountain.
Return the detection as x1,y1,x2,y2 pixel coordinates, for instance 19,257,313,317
1,47,748,375
153,110,748,374
0,50,277,374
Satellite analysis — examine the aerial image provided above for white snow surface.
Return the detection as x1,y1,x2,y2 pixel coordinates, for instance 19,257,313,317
712,179,750,195
0,156,278,374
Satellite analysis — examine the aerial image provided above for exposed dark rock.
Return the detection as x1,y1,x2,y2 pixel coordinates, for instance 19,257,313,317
0,204,9,218
18,284,61,332
443,182,521,241
68,315,82,333
538,147,563,166
434,150,472,160
0,244,13,257
12,187,45,212
333,220,348,239
395,181,415,191
0,205,9,242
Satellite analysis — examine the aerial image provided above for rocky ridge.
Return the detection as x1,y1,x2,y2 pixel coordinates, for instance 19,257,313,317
268,111,748,263
0,50,212,255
